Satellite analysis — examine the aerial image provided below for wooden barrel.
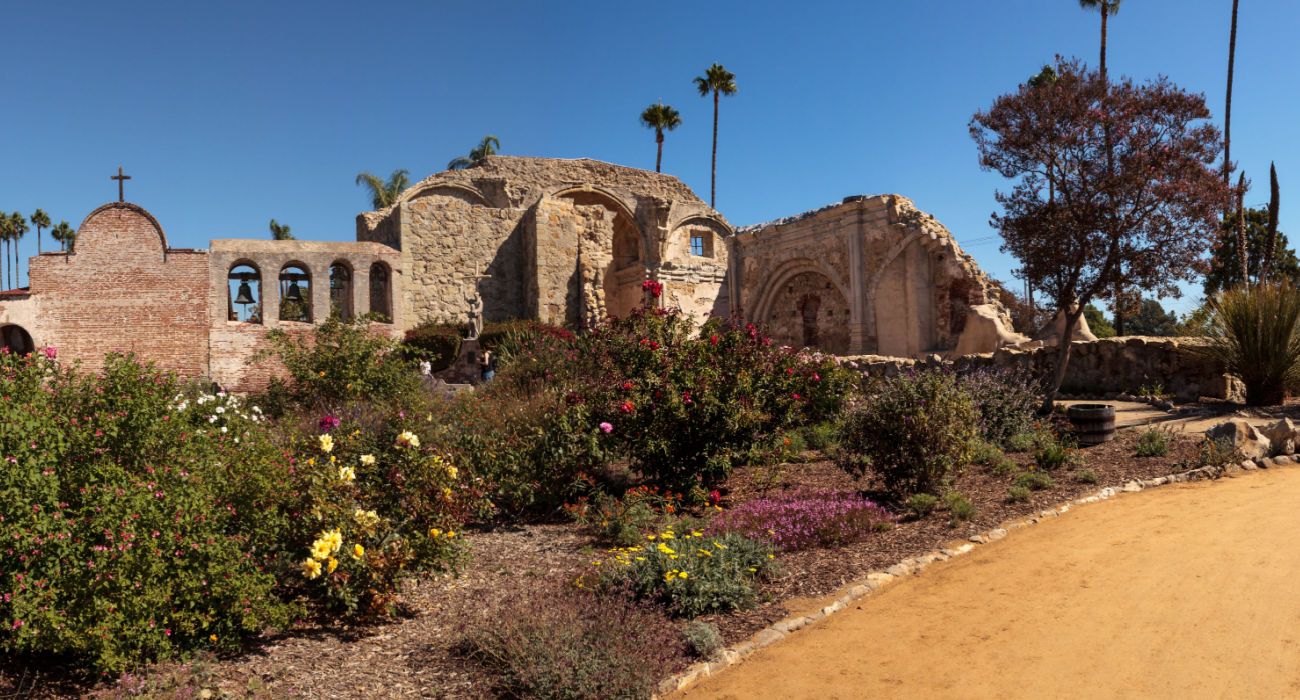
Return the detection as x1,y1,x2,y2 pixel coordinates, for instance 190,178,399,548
1067,403,1117,445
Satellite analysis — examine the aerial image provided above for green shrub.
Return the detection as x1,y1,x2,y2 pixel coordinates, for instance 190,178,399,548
969,439,1005,466
1198,435,1242,469
905,493,940,518
590,527,774,618
943,491,976,525
1013,470,1055,491
0,354,297,674
803,421,839,451
1201,281,1300,405
465,587,684,700
1034,438,1080,471
836,370,978,498
1006,485,1032,503
683,620,724,659
991,457,1019,477
566,487,681,547
1135,428,1171,457
959,369,1041,446
1074,469,1100,484
401,322,462,372
1004,431,1037,453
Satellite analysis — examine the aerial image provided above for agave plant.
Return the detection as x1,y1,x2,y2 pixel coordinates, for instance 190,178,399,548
1203,281,1300,405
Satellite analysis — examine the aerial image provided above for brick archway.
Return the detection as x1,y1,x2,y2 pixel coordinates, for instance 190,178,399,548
0,324,34,355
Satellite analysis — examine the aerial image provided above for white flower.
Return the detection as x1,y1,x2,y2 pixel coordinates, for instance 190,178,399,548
338,466,356,482
319,434,335,453
360,454,376,466
395,431,420,449
215,406,225,414
208,415,219,424
220,426,228,434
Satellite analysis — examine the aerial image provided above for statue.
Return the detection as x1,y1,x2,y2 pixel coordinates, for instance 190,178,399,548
461,263,491,341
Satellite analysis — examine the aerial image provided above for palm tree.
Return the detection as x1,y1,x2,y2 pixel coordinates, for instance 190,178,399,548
1223,0,1240,210
1078,0,1121,78
694,63,737,208
30,209,49,255
269,219,294,240
50,221,74,252
354,169,411,210
10,213,28,288
640,102,682,173
448,136,501,170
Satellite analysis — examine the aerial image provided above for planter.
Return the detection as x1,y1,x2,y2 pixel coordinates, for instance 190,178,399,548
1068,403,1117,445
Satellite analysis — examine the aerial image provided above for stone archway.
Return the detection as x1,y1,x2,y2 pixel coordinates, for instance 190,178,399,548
0,324,34,355
873,236,936,357
554,188,646,321
762,270,850,353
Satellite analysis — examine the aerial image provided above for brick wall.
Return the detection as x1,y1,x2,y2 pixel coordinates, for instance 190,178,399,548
27,203,210,377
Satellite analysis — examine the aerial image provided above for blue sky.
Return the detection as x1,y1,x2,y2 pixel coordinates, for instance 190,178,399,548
2,1,1297,314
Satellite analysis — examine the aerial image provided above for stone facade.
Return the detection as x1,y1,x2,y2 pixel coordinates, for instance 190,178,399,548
356,156,731,328
732,195,1018,357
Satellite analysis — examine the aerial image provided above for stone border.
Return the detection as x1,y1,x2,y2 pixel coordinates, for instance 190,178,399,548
655,455,1298,697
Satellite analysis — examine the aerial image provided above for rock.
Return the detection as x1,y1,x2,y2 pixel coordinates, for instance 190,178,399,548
1241,460,1258,470
987,528,1008,541
885,563,912,577
1122,481,1142,492
752,628,786,648
953,304,1030,355
1206,419,1272,461
1034,308,1098,347
1276,455,1295,466
1263,418,1299,455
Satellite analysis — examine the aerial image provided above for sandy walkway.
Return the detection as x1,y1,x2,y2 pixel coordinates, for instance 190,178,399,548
681,469,1300,699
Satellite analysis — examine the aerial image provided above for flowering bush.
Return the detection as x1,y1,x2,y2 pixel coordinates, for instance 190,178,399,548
837,369,978,498
958,368,1042,446
565,486,683,547
465,586,684,700
587,526,775,618
283,418,469,614
0,353,296,673
706,490,895,551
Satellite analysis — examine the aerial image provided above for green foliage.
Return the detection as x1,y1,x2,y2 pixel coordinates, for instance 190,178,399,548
1013,470,1055,491
1084,304,1117,338
1074,469,1100,484
401,322,462,372
683,620,724,659
960,370,1042,446
465,587,684,700
566,487,681,547
969,439,1005,466
837,370,978,498
1201,281,1300,405
943,491,976,525
905,493,940,519
1135,428,1171,457
0,353,297,673
1197,435,1242,469
1033,432,1080,471
590,528,775,618
1204,208,1300,297
1126,299,1180,337
802,421,839,451
1006,485,1032,503
260,316,428,415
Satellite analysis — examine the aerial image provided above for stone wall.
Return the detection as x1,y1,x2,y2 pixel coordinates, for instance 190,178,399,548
26,203,211,377
846,336,1239,402
733,195,1016,357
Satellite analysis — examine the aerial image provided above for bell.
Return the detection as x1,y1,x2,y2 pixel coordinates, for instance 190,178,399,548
234,281,255,306
285,281,303,303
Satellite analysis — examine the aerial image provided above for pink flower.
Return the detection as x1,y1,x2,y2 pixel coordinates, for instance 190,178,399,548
11,619,22,630
318,414,341,433
42,346,57,360
620,400,635,414
599,422,613,434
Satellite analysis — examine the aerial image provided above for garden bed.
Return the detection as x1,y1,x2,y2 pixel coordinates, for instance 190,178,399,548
2,428,1207,699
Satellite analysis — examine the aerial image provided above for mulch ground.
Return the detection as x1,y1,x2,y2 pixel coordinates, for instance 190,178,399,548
2,427,1206,699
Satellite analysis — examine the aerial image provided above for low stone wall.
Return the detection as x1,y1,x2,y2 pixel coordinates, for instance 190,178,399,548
843,336,1241,403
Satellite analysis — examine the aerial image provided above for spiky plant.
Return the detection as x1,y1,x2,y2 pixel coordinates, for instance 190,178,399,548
639,102,681,173
694,64,737,208
269,219,294,240
354,169,411,210
447,136,500,170
50,221,74,252
1236,172,1249,284
1261,163,1281,280
1203,281,1300,405
30,209,49,255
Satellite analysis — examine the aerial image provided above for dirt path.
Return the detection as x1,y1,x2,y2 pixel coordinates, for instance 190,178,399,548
681,469,1300,699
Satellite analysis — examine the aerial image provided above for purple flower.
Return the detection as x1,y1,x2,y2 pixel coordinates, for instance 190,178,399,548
318,414,341,433
599,421,614,434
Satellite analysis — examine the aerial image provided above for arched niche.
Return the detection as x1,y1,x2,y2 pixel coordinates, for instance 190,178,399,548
872,236,936,357
227,262,262,324
761,270,851,353
554,187,645,320
369,262,392,322
279,263,313,323
329,261,354,321
0,324,34,355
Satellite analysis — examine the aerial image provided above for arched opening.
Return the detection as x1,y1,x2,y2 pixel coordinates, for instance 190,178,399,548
0,324,34,355
279,264,312,323
329,262,353,321
761,269,850,353
873,238,936,357
227,263,262,323
557,189,645,320
369,262,392,323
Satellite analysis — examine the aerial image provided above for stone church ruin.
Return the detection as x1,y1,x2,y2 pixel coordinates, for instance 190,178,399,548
0,156,1027,392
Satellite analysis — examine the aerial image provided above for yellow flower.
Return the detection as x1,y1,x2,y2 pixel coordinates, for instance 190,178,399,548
338,466,356,483
310,540,333,560
446,530,456,538
446,466,458,480
660,532,674,540
656,543,675,555
678,571,689,579
360,454,376,466
353,509,380,531
320,529,343,553
429,528,442,538
210,633,218,642
767,554,775,559
664,570,678,582
318,434,334,453
329,455,336,464
301,558,322,579
396,431,420,448
327,557,339,573
353,543,365,559
712,541,728,550
646,534,657,541
698,549,713,557
690,531,703,538
318,371,326,378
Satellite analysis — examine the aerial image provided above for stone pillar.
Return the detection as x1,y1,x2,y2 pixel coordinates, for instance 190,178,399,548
848,210,869,353
726,237,742,320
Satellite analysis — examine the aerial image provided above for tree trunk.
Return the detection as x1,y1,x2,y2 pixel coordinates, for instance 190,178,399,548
1041,307,1084,413
1224,0,1239,213
1113,277,1125,335
1100,4,1109,78
710,89,719,208
655,131,664,173
36,227,41,255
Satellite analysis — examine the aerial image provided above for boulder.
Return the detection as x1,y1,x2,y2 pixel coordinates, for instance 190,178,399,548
1206,419,1272,461
1034,308,1098,347
1263,418,1299,455
953,304,1029,356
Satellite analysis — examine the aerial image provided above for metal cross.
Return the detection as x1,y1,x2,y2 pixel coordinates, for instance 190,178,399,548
111,166,131,202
